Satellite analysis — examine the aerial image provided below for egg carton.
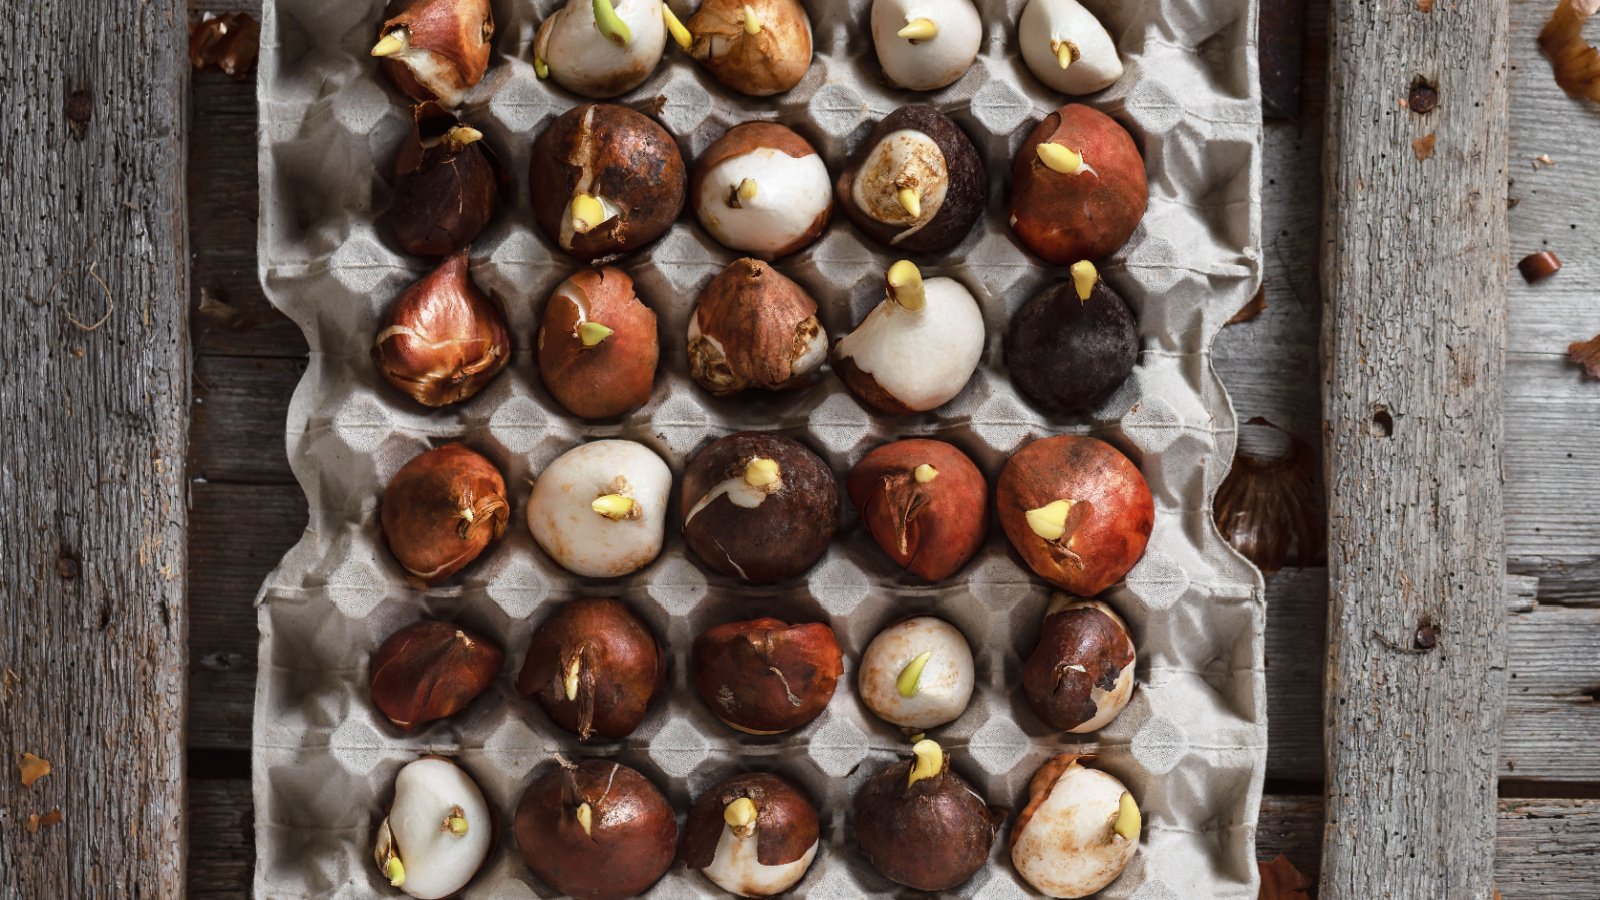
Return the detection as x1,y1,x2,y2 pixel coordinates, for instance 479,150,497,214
253,0,1265,896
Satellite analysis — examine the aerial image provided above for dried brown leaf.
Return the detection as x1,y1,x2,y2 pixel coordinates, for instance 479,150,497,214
1412,133,1437,160
1216,418,1324,574
25,809,63,834
19,753,50,787
1258,854,1313,899
1418,0,1435,11
189,12,260,80
1226,286,1268,326
1540,0,1600,101
1569,332,1600,377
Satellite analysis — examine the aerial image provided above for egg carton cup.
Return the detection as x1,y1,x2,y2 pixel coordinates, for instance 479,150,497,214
253,0,1265,896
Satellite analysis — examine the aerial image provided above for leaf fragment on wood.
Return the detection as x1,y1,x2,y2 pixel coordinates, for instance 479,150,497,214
1568,333,1600,377
19,752,51,787
25,809,63,834
1214,417,1324,573
1540,0,1600,101
1418,0,1435,11
1258,854,1312,899
1413,133,1438,160
189,12,260,80
1226,285,1268,325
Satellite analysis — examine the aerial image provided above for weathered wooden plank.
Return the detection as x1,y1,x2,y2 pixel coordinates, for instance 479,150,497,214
1319,0,1511,888
189,778,255,898
0,1,189,895
190,355,302,485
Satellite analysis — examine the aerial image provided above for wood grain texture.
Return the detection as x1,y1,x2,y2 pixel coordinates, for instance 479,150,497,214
0,0,190,895
1319,0,1512,890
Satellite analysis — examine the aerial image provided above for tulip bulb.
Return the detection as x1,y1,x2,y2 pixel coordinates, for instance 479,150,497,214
534,0,669,98
1018,0,1123,95
870,0,982,91
373,0,495,107
373,251,510,407
373,758,492,899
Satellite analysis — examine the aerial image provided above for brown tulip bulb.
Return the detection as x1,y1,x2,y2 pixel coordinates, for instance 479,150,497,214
837,106,986,254
389,104,503,257
515,758,679,900
692,618,843,734
373,250,510,407
1022,595,1136,734
1011,103,1148,264
681,432,839,583
691,123,832,259
687,0,813,96
372,0,494,107
370,620,503,731
515,598,665,741
537,267,659,418
853,739,1000,892
688,259,827,396
996,435,1153,596
684,773,821,897
847,438,987,582
1005,260,1138,415
380,444,509,585
530,103,686,261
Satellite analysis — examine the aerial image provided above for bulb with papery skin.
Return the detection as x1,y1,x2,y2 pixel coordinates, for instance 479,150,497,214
537,267,659,419
692,618,843,734
847,438,988,582
858,616,975,731
373,757,492,899
373,250,510,408
687,0,813,96
1018,0,1123,95
1005,260,1139,415
853,739,1000,892
528,439,672,578
533,0,669,98
833,260,985,414
380,444,509,586
388,105,502,257
692,122,832,259
515,758,679,900
516,597,665,740
680,432,839,583
370,620,503,732
996,434,1153,595
871,0,982,91
1011,755,1141,898
1022,595,1136,733
530,103,686,261
372,0,494,107
1010,103,1147,264
837,106,985,254
684,773,821,898
688,258,827,396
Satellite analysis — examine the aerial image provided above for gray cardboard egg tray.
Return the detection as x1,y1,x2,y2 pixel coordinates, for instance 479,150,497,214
253,0,1265,896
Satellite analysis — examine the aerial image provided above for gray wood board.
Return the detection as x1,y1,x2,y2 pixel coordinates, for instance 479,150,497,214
0,0,190,895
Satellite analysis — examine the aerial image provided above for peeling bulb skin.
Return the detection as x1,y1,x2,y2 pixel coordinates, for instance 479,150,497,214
687,0,813,96
370,620,504,731
859,616,975,731
871,0,982,91
689,258,827,396
692,618,844,733
1006,273,1138,415
1023,596,1137,733
515,598,665,740
692,122,832,258
1019,0,1123,95
837,106,985,253
389,104,503,258
681,432,839,583
515,759,679,900
833,270,985,414
375,0,495,107
374,758,492,899
997,435,1154,595
528,440,672,578
373,250,511,408
531,103,686,261
537,267,659,419
847,438,988,581
380,444,509,586
853,741,999,891
1011,756,1140,898
533,0,668,98
1011,104,1148,264
684,772,821,898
